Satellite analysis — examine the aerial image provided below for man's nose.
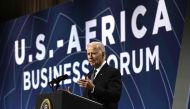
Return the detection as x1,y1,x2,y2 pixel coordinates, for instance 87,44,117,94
89,53,93,58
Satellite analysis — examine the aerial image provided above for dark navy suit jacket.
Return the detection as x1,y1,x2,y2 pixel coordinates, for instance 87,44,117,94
83,63,122,109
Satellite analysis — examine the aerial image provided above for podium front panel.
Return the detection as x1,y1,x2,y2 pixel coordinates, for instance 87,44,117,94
36,90,102,109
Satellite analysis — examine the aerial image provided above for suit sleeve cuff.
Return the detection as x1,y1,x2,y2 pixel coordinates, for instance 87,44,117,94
91,86,95,93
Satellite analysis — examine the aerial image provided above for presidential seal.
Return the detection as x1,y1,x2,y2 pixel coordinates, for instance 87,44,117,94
40,98,51,109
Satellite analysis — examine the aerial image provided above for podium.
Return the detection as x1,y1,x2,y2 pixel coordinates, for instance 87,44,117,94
35,90,102,109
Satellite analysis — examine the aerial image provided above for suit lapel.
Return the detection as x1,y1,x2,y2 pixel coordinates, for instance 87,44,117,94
93,63,109,84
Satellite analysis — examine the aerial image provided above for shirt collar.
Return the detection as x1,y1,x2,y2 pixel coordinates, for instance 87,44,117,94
94,61,106,73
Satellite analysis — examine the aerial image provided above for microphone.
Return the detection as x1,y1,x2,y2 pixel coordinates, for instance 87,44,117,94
48,74,69,86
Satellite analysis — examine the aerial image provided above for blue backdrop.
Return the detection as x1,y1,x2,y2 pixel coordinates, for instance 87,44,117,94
0,0,187,109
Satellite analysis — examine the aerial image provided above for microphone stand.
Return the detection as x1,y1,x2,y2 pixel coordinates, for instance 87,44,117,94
48,81,62,92
55,81,60,91
48,74,69,92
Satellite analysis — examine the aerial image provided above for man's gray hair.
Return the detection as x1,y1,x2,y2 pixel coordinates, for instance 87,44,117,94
87,41,106,59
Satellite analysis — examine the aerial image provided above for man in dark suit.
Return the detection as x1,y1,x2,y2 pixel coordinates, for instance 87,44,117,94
77,41,122,109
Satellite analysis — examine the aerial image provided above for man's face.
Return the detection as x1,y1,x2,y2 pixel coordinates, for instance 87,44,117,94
87,45,104,68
